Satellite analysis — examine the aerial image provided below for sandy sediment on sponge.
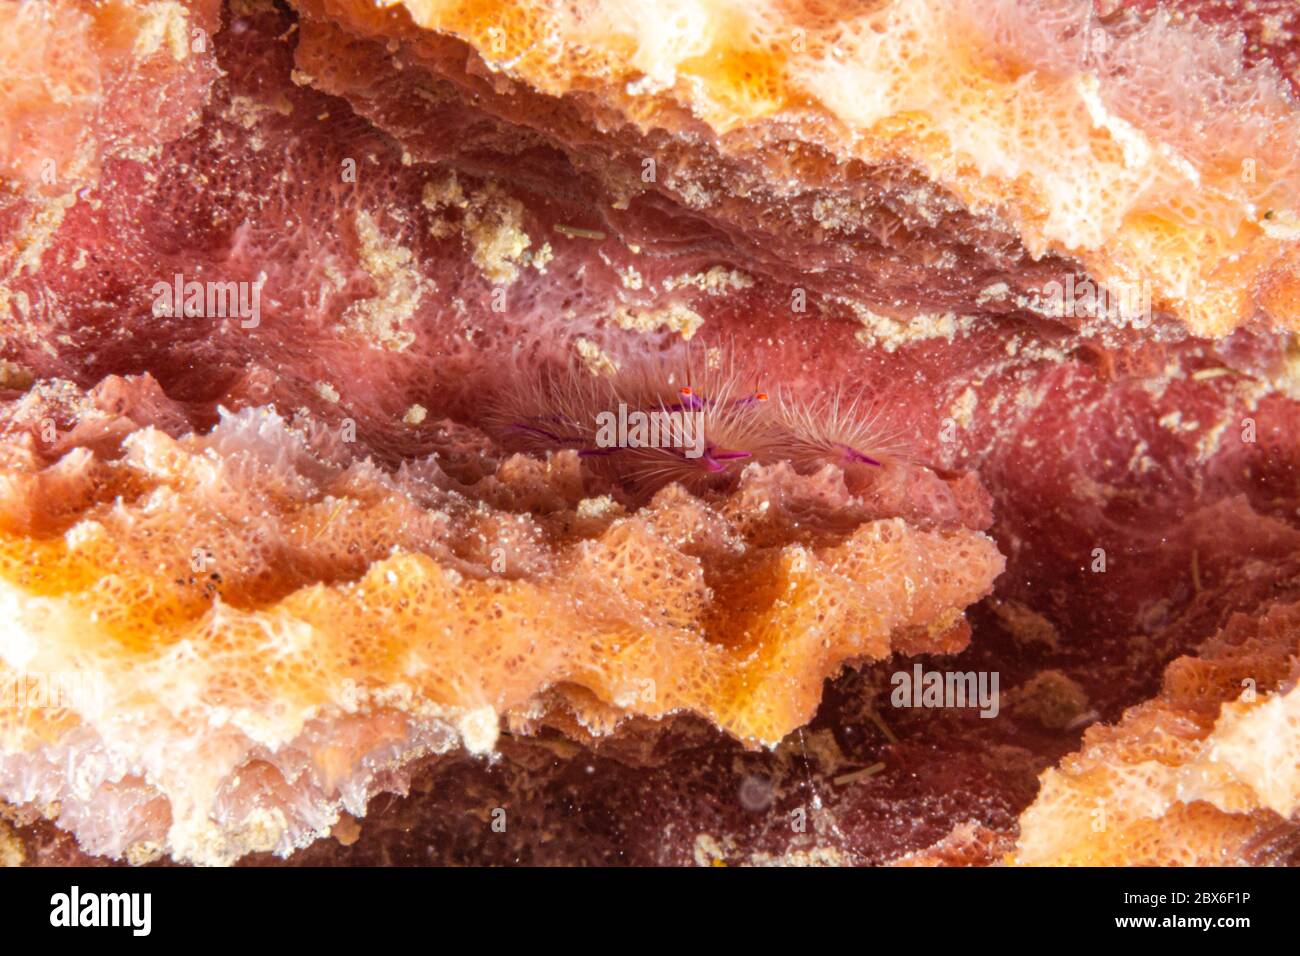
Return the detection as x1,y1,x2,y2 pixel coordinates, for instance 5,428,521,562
301,0,1300,337
0,382,1002,864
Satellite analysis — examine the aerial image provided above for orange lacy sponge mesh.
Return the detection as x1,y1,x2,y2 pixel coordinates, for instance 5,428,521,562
0,397,1002,863
1012,600,1300,866
313,0,1300,336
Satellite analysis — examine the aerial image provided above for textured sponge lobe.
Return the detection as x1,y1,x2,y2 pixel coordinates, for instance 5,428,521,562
0,384,1002,864
1013,600,1300,866
334,0,1300,336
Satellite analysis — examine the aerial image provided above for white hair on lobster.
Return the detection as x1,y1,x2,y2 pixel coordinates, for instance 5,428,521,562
488,343,907,496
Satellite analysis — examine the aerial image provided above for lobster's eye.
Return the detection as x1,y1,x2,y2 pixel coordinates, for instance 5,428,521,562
755,392,768,402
